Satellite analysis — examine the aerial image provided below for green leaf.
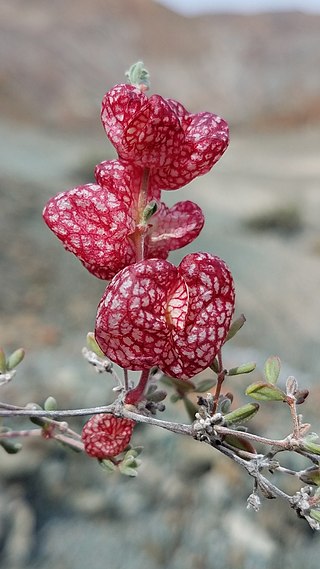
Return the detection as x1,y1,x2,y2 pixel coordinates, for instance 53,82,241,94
225,314,246,342
264,356,281,385
224,434,256,455
6,348,25,371
245,382,286,402
125,61,150,89
299,467,320,486
146,389,167,403
122,455,138,467
142,200,158,222
220,396,232,414
224,403,259,426
228,362,256,376
303,440,320,455
196,378,216,393
99,459,117,472
86,332,105,357
44,396,58,411
119,464,138,477
310,509,320,523
304,432,319,443
125,446,143,458
0,348,6,373
0,439,22,454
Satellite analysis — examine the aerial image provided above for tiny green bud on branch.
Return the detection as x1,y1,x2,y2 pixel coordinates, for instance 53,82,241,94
6,348,25,371
228,362,256,376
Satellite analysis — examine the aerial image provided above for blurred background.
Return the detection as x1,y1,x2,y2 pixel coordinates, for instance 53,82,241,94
0,1,320,567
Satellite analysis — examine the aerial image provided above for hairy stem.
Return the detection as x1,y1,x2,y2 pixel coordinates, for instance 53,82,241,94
212,351,226,414
124,369,151,404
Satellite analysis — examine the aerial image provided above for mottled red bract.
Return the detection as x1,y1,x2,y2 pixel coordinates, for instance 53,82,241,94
101,84,229,191
42,160,139,280
82,414,134,459
95,253,235,379
145,200,204,259
43,159,204,280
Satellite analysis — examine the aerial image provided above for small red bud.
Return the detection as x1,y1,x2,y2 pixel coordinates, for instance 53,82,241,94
82,414,134,459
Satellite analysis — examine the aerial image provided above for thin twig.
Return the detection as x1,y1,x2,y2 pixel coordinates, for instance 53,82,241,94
215,425,291,449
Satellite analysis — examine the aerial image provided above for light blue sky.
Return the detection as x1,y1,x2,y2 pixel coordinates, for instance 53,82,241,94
156,0,320,15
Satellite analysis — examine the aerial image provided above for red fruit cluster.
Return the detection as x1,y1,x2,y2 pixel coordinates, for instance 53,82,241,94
44,69,233,385
101,84,229,190
82,414,134,458
95,252,235,379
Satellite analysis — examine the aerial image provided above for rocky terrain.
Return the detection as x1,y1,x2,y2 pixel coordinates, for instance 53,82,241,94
1,0,320,129
0,2,320,568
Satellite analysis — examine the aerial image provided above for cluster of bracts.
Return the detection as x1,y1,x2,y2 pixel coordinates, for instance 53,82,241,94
43,68,235,459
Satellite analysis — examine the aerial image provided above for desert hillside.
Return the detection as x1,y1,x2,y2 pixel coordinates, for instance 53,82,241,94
1,0,320,129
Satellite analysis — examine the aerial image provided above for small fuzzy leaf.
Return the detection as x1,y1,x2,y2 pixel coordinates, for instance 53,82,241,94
142,200,158,222
286,375,298,396
125,446,143,458
125,61,150,89
304,432,319,442
195,378,217,393
0,348,6,373
146,389,167,403
44,396,58,411
119,464,138,477
224,434,257,455
225,314,246,342
122,455,138,467
87,333,105,357
245,382,286,402
0,439,22,454
224,403,259,426
220,396,232,414
6,348,25,371
303,440,320,455
99,458,117,472
264,356,281,385
310,510,320,523
299,467,320,486
228,362,256,376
